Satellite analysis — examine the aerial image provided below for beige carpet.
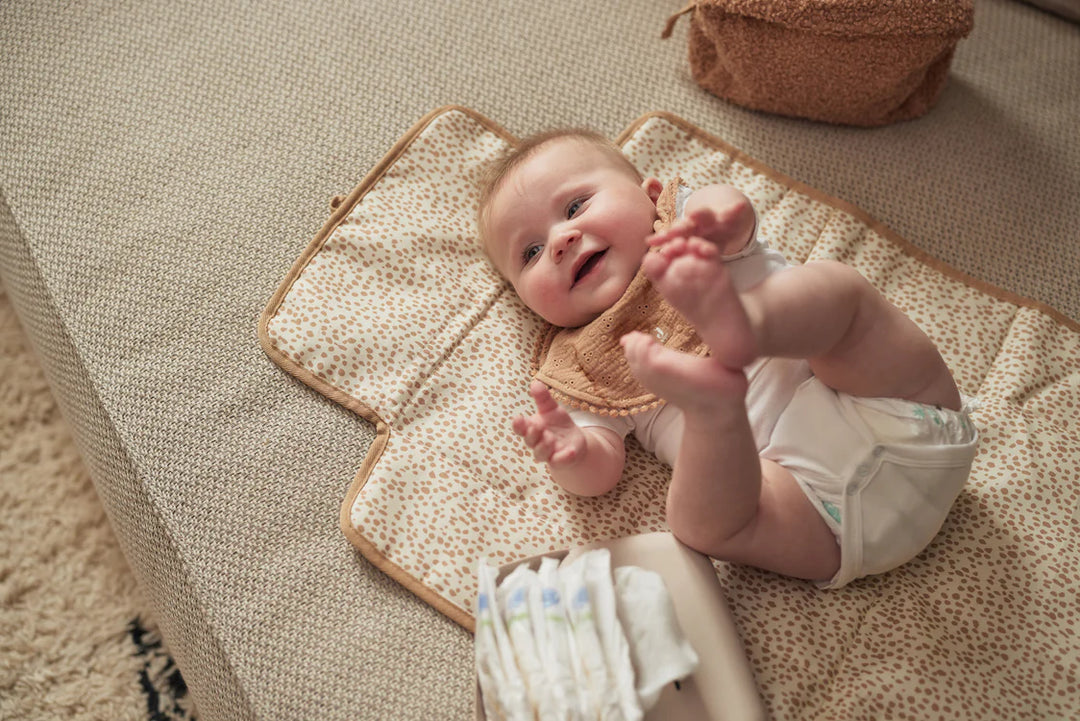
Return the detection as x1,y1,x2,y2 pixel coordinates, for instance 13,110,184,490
0,285,195,721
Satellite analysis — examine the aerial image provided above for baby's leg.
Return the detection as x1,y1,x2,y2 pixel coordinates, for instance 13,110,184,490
622,333,841,580
742,261,961,409
644,243,960,410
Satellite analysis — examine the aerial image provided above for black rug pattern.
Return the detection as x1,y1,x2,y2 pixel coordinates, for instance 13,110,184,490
129,617,198,721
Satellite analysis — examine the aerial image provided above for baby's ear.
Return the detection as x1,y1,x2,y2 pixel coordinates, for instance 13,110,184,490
642,177,664,204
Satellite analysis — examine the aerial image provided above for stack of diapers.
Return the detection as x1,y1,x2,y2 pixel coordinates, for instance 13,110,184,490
476,550,696,721
663,0,974,126
474,533,766,721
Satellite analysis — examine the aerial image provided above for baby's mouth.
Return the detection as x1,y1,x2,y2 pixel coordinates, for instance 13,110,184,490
572,250,606,286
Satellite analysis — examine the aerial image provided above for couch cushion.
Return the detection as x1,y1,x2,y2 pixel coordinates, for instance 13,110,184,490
3,0,1079,719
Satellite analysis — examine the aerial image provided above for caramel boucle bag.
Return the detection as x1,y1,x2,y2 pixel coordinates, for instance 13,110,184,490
663,0,974,127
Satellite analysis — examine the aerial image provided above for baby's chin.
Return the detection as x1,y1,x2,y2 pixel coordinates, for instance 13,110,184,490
542,302,605,329
557,283,636,328
560,311,602,329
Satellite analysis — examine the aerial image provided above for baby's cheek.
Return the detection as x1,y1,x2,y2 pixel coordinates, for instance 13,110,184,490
527,285,567,324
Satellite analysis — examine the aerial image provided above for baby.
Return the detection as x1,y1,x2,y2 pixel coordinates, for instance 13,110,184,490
478,129,978,587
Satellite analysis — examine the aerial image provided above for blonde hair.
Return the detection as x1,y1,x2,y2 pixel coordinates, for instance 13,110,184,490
476,129,642,246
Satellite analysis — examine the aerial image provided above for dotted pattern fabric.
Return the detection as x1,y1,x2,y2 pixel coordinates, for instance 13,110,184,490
261,107,1079,720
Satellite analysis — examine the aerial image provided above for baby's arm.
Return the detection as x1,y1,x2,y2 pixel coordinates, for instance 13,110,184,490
512,380,626,497
647,183,756,257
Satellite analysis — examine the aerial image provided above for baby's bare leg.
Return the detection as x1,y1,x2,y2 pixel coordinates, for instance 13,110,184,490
742,261,961,409
645,245,960,410
622,333,841,580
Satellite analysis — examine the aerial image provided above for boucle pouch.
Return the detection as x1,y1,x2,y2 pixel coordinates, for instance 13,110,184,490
662,0,974,126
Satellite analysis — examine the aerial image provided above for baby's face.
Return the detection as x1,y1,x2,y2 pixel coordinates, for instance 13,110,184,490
484,138,662,328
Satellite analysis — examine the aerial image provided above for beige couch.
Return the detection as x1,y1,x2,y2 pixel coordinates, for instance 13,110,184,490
2,1,1078,719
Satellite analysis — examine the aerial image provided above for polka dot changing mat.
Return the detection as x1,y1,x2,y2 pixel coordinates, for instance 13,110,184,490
259,106,1079,719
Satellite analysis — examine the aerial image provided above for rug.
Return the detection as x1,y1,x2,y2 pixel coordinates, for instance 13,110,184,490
0,286,196,721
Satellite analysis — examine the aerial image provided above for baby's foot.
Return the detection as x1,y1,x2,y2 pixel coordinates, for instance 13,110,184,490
647,195,754,256
621,331,747,416
641,239,758,369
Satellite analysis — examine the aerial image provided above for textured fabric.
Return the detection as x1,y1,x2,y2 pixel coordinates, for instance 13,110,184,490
0,194,252,721
691,0,975,34
669,0,974,125
0,284,198,720
263,108,1079,719
1020,0,1080,21
2,0,1080,719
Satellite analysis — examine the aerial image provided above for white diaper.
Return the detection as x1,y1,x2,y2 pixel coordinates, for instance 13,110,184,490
762,377,979,588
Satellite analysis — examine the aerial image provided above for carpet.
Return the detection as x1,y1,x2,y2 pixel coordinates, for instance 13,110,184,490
0,285,196,721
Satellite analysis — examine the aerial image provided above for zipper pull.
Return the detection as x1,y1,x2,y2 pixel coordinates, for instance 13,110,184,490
661,2,696,39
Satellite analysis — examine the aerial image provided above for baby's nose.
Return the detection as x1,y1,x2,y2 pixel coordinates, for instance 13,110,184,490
550,228,579,262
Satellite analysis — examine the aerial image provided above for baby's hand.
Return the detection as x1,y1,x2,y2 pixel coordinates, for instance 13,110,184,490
512,380,586,467
647,187,753,256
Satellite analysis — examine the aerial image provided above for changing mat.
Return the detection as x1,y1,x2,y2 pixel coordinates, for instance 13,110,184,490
260,106,1079,718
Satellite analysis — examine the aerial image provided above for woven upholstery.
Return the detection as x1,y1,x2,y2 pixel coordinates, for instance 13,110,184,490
2,1,1078,718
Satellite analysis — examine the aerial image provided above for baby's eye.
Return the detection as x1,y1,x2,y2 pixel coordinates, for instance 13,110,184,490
522,244,542,265
567,198,584,219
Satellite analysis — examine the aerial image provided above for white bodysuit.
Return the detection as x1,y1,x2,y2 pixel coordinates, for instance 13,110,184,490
566,212,979,588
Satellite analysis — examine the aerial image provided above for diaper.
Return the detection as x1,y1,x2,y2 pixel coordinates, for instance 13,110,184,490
762,377,979,588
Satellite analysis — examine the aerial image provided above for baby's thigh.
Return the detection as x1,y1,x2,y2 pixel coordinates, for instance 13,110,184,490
802,262,959,408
